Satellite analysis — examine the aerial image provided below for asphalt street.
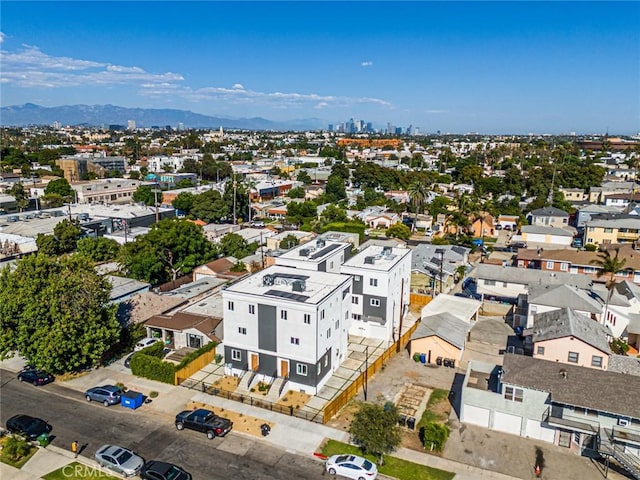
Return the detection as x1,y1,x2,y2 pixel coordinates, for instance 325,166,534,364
0,369,327,480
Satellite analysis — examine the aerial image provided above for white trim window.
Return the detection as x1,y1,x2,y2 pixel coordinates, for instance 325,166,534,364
291,337,300,345
281,310,288,320
303,314,311,324
231,349,241,361
238,327,247,335
568,351,579,363
370,298,381,307
249,305,255,314
227,301,235,311
296,364,307,376
370,278,378,287
504,386,523,402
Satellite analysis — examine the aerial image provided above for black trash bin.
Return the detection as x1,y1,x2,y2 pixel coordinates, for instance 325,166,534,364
398,414,407,427
436,356,443,366
407,417,416,430
260,423,271,437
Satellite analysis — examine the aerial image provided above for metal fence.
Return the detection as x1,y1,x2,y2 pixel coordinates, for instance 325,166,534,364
182,379,325,423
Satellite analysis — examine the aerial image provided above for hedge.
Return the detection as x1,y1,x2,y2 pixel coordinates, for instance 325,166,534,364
130,340,217,384
420,421,450,452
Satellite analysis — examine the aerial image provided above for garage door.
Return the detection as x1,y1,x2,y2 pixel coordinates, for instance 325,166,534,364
463,404,490,428
493,411,522,435
524,418,555,443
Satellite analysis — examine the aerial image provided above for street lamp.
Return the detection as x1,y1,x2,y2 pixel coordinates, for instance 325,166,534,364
151,188,162,223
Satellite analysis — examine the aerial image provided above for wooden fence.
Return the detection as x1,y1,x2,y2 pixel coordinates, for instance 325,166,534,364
321,321,420,423
174,347,217,385
409,293,432,310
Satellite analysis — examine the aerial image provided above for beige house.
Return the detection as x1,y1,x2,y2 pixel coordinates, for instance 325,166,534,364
584,214,640,246
265,230,316,251
527,308,612,370
144,312,223,350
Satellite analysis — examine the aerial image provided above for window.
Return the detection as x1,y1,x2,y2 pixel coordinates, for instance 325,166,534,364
227,301,234,311
546,261,554,269
344,311,348,320
321,309,325,319
504,386,523,402
324,356,328,367
568,351,579,363
560,263,569,272
352,296,359,304
296,364,307,376
604,228,613,233
485,280,496,286
335,320,340,329
352,314,362,321
281,310,288,320
370,278,378,287
591,355,603,368
231,349,241,361
537,346,545,355
248,305,255,314
304,314,311,324
370,298,381,307
238,327,247,335
327,328,331,338
291,337,300,345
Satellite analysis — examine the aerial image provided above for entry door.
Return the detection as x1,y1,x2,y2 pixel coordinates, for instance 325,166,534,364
280,360,289,378
250,353,259,371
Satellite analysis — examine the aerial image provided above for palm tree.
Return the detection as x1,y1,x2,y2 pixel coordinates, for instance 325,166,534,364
407,180,430,232
590,248,627,324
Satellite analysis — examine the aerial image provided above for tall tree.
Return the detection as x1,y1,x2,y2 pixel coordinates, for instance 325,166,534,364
133,185,162,207
44,178,74,199
349,402,402,465
118,219,217,285
407,180,430,232
0,254,120,373
590,248,628,324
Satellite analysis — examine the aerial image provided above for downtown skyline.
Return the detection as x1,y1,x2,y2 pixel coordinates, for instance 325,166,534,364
1,1,639,135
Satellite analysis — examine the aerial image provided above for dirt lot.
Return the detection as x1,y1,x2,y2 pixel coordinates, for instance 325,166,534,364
187,400,273,438
210,375,238,392
277,389,311,410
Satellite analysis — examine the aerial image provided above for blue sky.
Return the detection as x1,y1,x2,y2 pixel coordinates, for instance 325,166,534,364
1,1,639,134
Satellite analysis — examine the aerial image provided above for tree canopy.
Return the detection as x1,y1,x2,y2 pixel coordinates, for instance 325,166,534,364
219,232,258,259
44,178,74,199
349,402,402,464
118,219,216,284
0,254,120,373
133,185,162,206
76,237,121,262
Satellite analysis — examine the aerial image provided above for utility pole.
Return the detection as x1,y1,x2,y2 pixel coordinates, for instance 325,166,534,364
232,177,237,225
396,278,405,353
435,248,445,294
151,188,161,223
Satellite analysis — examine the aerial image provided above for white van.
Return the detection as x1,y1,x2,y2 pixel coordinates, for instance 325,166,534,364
134,337,161,351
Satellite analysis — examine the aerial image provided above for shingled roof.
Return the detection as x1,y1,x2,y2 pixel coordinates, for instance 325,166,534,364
531,308,611,354
502,353,640,419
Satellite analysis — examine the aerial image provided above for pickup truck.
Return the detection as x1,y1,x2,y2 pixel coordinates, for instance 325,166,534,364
175,408,233,439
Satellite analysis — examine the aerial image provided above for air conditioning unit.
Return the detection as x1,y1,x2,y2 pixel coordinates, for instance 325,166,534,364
618,418,630,427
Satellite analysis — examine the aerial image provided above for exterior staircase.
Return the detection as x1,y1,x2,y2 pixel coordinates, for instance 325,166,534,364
598,431,640,479
235,370,257,395
264,377,288,402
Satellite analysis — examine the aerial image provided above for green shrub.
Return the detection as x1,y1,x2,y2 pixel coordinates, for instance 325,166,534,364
141,341,166,358
420,421,450,452
4,435,32,461
130,353,175,384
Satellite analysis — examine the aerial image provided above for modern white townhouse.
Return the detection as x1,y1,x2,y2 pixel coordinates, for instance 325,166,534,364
340,245,412,342
221,265,352,395
275,236,352,273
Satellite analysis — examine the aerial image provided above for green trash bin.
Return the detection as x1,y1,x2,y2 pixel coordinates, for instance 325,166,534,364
37,433,50,447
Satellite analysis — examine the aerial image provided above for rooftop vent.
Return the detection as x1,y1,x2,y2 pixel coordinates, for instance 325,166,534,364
299,248,310,257
364,256,376,265
382,246,393,255
559,369,568,380
262,274,275,287
316,239,326,248
292,280,306,292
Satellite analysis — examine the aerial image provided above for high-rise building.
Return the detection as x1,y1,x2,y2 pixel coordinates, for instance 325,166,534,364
127,120,136,130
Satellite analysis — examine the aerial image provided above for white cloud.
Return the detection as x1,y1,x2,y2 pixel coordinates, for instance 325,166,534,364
0,32,6,44
361,61,373,67
1,43,392,110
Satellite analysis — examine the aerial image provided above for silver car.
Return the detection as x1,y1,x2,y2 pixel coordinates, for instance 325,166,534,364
95,444,144,477
85,385,123,406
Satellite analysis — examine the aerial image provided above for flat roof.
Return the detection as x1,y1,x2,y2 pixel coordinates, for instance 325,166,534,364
277,239,350,263
225,265,350,305
342,245,411,271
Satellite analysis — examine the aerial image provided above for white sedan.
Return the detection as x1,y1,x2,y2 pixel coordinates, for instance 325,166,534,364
325,454,378,480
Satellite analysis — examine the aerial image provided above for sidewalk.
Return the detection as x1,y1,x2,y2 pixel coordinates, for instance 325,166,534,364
2,356,522,480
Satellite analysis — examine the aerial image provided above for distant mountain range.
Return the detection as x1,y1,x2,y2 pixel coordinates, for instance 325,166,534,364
0,103,326,131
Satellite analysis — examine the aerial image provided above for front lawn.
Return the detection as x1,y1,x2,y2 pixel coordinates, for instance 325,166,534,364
0,435,38,469
320,439,454,480
42,462,120,480
418,388,451,426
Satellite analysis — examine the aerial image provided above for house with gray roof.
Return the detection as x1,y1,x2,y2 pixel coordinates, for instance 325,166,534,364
526,308,612,369
460,353,640,473
602,280,640,338
515,283,603,328
410,244,471,294
520,224,575,247
473,264,593,303
526,206,569,228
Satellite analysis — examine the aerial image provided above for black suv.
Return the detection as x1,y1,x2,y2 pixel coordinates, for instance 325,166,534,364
6,414,52,440
175,408,233,439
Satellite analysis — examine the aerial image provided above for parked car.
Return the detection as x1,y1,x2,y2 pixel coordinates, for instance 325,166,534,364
141,461,192,480
85,385,123,406
325,454,378,480
95,444,144,477
6,414,52,440
175,408,233,439
124,352,135,368
17,369,54,386
134,337,161,351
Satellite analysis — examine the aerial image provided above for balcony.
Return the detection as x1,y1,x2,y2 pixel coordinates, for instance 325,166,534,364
609,425,640,448
542,407,600,434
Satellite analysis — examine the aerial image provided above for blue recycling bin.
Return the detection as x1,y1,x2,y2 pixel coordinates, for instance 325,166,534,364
419,353,427,364
121,390,144,409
